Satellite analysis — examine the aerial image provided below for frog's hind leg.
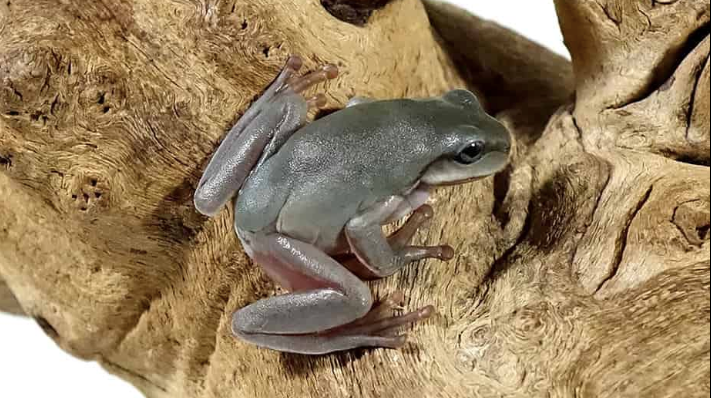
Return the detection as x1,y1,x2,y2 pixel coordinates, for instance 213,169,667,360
194,55,338,216
232,232,432,355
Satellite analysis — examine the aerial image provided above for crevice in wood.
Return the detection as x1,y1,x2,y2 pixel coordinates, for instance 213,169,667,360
570,158,612,271
320,0,390,26
637,5,653,32
34,316,59,340
685,55,709,142
669,153,711,167
113,292,160,354
595,185,654,294
493,164,513,227
672,199,711,247
103,359,168,393
609,23,710,110
0,153,13,168
485,188,533,281
596,1,622,31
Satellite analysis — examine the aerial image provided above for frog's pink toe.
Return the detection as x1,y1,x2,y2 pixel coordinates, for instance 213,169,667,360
322,64,339,79
285,55,303,71
417,305,435,319
385,290,406,307
439,245,455,261
307,93,328,109
418,204,434,220
380,335,408,349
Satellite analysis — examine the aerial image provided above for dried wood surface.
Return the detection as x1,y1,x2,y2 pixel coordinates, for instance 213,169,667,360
1,0,708,397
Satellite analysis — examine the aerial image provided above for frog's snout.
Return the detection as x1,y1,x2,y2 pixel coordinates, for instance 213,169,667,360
494,123,513,157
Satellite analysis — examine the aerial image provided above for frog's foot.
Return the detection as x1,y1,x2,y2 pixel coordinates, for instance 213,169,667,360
259,55,337,110
269,55,337,110
320,291,434,349
284,57,338,93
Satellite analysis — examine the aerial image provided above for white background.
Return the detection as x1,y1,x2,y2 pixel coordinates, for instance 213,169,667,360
0,1,568,397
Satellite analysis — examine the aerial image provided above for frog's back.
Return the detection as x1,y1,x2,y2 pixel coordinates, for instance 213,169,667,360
235,99,450,246
283,99,445,195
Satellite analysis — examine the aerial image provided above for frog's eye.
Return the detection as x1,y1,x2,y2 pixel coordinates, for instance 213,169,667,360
455,141,486,164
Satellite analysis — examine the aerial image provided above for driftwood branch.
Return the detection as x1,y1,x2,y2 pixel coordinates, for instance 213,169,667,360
1,0,708,397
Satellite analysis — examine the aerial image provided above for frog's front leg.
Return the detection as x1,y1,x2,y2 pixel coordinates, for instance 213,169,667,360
232,231,433,355
346,196,454,278
194,55,337,216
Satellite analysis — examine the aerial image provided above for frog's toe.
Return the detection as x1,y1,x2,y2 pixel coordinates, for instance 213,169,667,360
368,335,408,349
284,54,303,72
337,292,434,339
287,63,339,94
349,291,406,326
306,93,328,110
388,204,434,248
358,305,434,337
270,55,304,90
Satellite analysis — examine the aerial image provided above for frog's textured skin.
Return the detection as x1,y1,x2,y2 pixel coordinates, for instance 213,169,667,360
194,55,512,355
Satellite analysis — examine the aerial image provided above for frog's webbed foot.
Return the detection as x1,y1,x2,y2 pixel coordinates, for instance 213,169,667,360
276,55,338,111
322,291,434,349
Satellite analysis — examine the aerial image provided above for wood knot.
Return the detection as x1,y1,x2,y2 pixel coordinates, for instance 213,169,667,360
0,153,12,168
320,0,391,26
673,199,710,246
71,175,106,212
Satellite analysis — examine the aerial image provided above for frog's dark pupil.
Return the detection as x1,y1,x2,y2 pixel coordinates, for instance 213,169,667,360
456,141,485,164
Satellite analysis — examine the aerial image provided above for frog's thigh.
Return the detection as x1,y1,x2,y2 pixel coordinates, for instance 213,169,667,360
232,233,373,337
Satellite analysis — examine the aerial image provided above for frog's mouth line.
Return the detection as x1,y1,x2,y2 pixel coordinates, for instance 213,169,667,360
432,175,487,187
427,151,511,187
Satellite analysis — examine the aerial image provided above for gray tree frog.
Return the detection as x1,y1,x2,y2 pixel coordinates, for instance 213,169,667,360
194,55,512,355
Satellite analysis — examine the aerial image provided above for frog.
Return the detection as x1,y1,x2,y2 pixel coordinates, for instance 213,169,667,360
193,55,512,355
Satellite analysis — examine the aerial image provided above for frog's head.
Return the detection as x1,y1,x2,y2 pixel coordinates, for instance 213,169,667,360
421,89,512,186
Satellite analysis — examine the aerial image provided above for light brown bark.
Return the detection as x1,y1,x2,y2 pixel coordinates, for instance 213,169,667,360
1,0,708,397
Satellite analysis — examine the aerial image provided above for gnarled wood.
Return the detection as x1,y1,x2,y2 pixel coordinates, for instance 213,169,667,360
1,0,708,397
0,278,23,315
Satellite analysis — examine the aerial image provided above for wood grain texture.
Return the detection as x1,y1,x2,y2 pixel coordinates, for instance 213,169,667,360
1,0,708,397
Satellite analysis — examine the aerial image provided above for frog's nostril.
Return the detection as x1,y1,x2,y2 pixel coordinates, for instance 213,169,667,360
498,136,512,154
